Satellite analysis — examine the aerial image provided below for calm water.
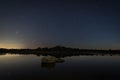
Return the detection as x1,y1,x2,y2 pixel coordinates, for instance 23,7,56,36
0,54,120,80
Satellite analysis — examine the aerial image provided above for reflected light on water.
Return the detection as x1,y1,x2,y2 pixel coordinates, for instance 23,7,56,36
0,54,21,59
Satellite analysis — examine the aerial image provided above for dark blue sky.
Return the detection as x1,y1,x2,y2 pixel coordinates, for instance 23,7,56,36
0,0,120,49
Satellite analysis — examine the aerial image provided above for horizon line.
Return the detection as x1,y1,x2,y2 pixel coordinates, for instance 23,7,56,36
0,46,120,50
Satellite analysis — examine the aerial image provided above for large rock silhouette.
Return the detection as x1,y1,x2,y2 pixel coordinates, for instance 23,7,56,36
41,56,64,64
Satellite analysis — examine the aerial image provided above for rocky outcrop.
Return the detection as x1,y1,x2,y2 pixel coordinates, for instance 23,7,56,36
41,56,64,64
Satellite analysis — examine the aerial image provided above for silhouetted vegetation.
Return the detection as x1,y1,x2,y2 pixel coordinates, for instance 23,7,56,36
0,46,120,57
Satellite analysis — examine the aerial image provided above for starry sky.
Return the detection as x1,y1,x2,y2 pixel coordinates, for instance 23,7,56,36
0,0,120,49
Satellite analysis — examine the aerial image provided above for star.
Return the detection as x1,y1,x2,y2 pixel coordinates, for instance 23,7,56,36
16,31,19,34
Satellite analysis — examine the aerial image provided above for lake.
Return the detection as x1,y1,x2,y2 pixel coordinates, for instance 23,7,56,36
0,53,120,80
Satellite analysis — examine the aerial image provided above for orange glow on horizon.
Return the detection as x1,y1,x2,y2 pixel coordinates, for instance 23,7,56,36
0,43,25,49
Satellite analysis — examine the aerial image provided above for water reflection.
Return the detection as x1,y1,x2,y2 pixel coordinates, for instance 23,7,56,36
0,54,120,80
41,62,56,69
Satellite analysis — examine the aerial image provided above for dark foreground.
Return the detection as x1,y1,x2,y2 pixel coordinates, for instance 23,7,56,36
0,54,120,80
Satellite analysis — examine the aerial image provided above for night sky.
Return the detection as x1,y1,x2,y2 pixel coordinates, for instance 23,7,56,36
0,0,120,49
